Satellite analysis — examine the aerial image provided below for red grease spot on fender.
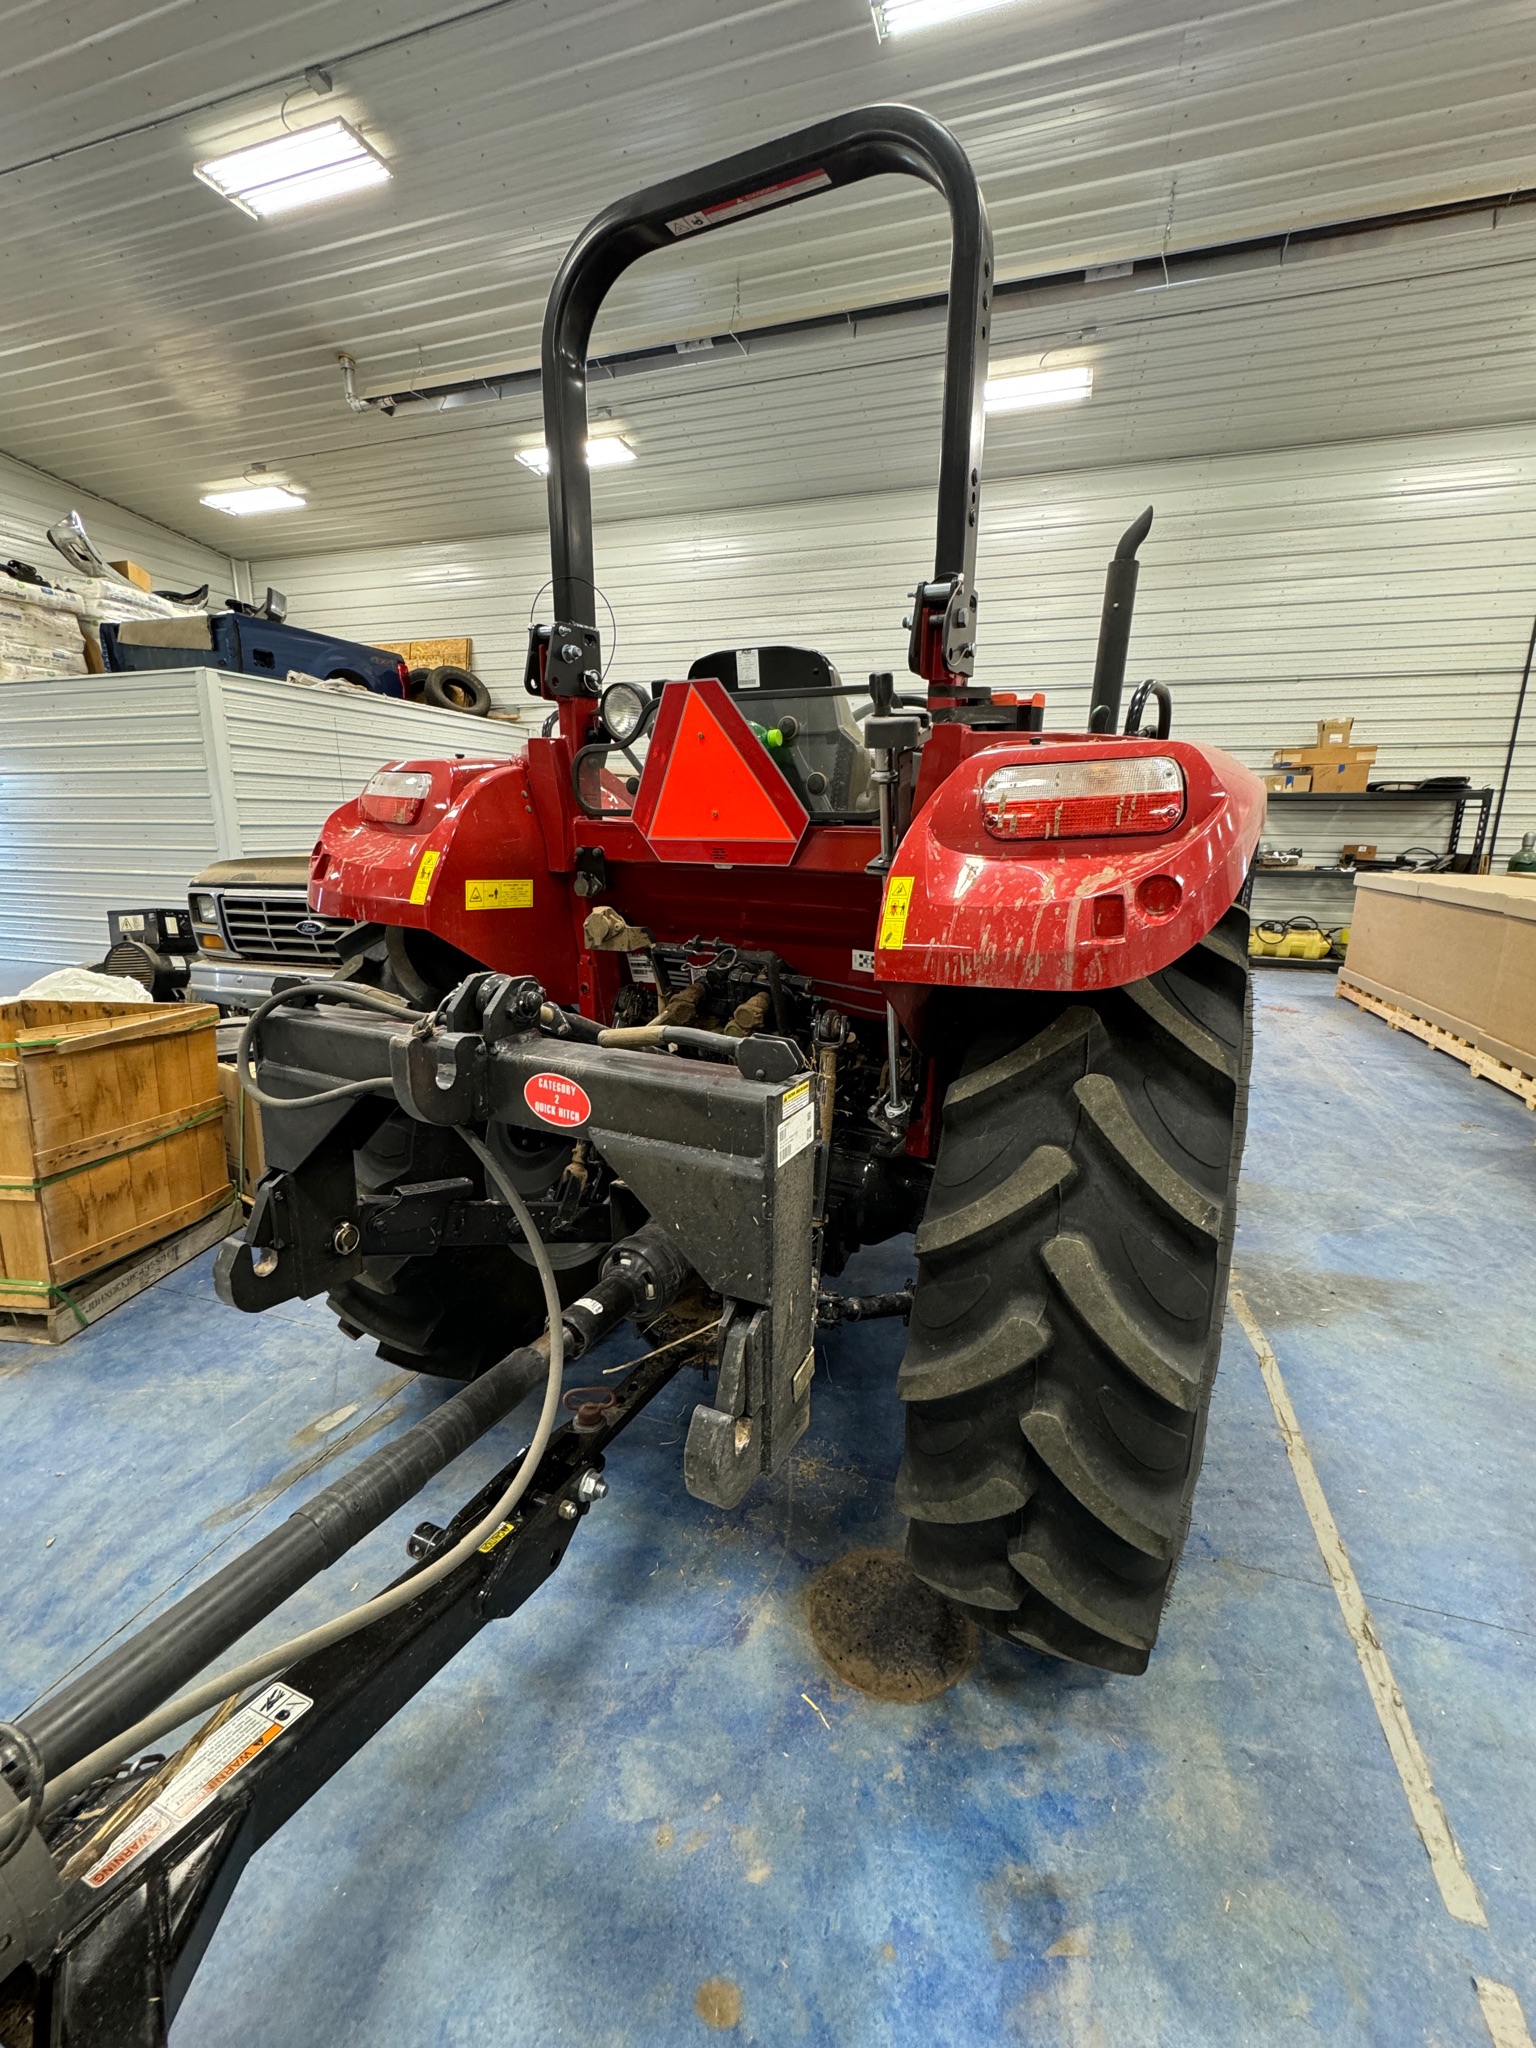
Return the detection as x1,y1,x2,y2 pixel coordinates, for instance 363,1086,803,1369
523,1073,591,1128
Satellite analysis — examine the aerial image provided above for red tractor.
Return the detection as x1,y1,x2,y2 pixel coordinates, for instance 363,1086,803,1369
220,104,1264,1677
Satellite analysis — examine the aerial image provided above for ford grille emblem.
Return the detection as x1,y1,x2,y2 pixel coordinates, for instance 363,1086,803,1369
295,918,326,939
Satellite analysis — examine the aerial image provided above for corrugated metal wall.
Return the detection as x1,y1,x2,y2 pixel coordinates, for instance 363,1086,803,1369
254,420,1536,916
0,447,235,592
0,669,527,991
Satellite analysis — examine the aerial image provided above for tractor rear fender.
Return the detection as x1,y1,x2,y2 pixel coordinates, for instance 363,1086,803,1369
309,755,584,1000
875,735,1264,1010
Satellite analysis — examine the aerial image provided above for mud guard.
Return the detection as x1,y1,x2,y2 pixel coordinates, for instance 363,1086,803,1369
875,734,1266,1007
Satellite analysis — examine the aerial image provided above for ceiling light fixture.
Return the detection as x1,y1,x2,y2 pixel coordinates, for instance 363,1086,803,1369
870,0,1023,38
515,436,637,477
195,119,390,220
200,485,308,516
984,365,1094,414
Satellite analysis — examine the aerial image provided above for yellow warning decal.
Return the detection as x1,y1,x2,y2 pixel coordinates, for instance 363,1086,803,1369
464,879,534,910
408,850,440,905
878,875,914,950
478,1520,515,1554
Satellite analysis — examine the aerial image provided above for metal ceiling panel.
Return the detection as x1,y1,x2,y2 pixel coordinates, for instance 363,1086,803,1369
2,1,1535,552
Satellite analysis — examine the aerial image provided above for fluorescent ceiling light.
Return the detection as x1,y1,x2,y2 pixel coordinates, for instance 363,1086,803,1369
515,437,637,477
984,366,1093,414
195,119,389,220
200,485,308,516
870,0,1023,38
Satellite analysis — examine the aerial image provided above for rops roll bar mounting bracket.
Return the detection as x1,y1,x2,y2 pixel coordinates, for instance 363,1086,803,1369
538,104,994,718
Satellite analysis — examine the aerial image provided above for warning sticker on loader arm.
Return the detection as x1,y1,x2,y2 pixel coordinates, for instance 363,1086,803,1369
83,1683,312,1890
878,876,914,951
465,879,533,910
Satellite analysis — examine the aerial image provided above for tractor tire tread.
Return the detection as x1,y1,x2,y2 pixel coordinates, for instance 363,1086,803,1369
897,904,1251,1671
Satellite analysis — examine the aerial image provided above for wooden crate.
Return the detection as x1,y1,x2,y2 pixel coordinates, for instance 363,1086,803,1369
216,1059,266,1204
1336,979,1536,1113
0,1000,233,1309
0,1203,235,1345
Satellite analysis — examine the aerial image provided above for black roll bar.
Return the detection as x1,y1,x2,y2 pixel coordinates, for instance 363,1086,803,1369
541,104,993,647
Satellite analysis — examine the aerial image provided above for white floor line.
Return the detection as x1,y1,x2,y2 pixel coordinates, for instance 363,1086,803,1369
1229,1287,1488,1929
1476,1979,1536,2048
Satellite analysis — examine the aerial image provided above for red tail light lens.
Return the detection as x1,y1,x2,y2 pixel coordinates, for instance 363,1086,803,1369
360,769,434,825
981,757,1185,840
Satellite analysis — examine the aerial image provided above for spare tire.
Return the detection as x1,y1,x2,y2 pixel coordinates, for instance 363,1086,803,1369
423,664,491,716
405,665,431,700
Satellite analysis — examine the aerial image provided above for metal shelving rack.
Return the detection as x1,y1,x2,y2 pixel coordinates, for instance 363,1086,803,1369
1248,785,1494,970
1258,784,1495,870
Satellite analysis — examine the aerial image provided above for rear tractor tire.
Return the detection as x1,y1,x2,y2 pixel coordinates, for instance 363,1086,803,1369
896,905,1252,1674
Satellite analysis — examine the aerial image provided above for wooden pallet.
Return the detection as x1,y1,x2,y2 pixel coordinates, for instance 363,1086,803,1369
1336,980,1536,1113
0,1200,236,1346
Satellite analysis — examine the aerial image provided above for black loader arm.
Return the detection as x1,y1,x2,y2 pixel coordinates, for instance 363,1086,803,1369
540,103,993,695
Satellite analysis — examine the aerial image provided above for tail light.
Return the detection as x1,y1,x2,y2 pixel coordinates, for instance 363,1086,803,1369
981,757,1185,840
360,769,434,825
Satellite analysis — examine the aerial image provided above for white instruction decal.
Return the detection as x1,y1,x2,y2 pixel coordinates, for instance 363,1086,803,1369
776,1100,815,1167
851,949,875,975
83,1685,313,1890
736,647,760,688
571,1295,605,1317
667,169,831,238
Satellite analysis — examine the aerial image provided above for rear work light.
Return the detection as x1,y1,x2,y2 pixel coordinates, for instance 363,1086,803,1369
360,769,434,825
981,757,1185,840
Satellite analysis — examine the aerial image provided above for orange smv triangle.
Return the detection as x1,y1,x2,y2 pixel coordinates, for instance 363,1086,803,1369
648,685,800,845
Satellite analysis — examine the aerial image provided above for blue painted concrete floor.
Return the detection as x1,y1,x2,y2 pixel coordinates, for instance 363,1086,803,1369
4,972,1533,2046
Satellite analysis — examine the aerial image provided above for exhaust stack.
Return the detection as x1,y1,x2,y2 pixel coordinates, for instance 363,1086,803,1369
1087,505,1154,734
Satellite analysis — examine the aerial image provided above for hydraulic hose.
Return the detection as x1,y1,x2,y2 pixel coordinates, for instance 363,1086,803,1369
235,980,419,1112
27,1214,681,1779
23,1340,552,1780
41,1126,565,1818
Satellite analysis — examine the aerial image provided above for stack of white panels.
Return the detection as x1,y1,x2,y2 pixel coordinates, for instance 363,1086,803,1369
0,667,535,991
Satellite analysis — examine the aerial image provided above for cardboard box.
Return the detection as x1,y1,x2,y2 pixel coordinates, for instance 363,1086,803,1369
1271,715,1379,796
1306,755,1374,794
217,1060,266,1201
1340,874,1536,1071
1341,843,1377,863
377,637,474,674
109,560,154,592
1264,768,1312,793
0,1000,230,1307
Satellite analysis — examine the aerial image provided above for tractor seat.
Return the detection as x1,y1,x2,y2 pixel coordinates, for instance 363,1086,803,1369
687,645,875,818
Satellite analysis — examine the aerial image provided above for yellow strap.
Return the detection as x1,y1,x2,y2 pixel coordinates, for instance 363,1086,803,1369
0,1106,225,1193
